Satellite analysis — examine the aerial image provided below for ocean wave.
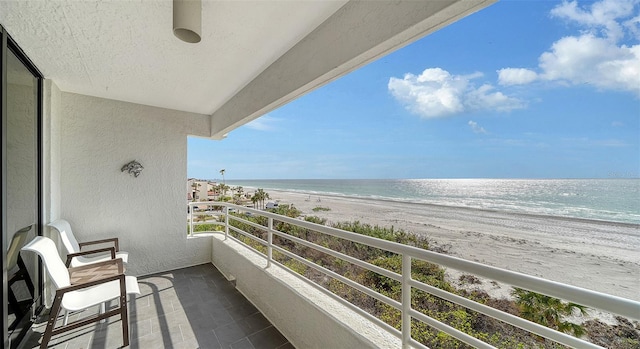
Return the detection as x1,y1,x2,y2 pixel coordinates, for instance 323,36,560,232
226,179,640,224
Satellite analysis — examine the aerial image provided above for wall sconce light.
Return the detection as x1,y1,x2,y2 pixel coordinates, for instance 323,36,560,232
121,160,144,178
173,0,202,43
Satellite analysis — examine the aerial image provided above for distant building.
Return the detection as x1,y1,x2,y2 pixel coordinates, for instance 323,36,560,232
188,178,217,201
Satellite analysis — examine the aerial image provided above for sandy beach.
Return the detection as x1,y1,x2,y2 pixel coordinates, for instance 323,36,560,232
260,189,639,306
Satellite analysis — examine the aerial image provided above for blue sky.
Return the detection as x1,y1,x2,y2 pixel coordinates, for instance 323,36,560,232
188,0,640,180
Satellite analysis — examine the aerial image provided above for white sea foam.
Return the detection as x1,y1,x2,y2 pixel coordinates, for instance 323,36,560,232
226,179,640,224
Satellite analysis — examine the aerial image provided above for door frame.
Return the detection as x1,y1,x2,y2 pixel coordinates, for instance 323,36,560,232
1,24,44,349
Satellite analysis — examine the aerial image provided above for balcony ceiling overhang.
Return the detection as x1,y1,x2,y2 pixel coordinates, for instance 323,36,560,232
0,0,494,139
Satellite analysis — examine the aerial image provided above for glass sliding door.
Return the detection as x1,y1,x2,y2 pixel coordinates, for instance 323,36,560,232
2,26,43,349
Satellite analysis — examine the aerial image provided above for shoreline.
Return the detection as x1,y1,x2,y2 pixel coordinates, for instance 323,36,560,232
232,182,639,226
269,188,640,228
254,188,639,306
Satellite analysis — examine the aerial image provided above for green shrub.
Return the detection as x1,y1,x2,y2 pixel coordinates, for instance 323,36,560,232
209,209,612,348
186,223,223,234
271,204,302,217
512,288,588,336
305,216,327,225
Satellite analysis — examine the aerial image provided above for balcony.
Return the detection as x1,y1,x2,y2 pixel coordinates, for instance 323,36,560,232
192,202,639,349
2,1,638,348
10,202,640,349
21,264,292,349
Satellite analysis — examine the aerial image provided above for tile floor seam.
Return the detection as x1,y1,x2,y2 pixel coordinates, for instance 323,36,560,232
19,264,293,349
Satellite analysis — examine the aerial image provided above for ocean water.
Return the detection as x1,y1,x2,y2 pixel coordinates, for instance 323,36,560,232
224,179,640,224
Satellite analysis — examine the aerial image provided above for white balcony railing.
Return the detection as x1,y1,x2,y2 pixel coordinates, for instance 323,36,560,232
188,201,640,349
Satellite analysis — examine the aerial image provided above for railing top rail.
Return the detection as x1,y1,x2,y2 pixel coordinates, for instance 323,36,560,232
189,201,640,320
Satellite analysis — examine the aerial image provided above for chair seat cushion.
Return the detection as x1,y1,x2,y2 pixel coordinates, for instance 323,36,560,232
62,275,140,311
71,251,129,268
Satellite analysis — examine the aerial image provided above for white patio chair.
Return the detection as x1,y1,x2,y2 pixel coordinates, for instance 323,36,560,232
22,236,140,349
48,219,129,267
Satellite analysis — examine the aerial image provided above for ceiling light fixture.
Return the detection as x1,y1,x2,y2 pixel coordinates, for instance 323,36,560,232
173,0,201,43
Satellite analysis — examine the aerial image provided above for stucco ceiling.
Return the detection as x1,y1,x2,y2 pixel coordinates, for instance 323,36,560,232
1,0,495,138
0,0,347,114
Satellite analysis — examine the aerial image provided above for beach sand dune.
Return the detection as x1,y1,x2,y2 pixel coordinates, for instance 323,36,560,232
266,190,639,304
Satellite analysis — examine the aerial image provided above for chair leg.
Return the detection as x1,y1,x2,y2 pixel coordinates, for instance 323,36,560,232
18,255,35,298
40,291,64,349
7,286,20,315
63,310,69,326
119,277,130,347
100,302,107,324
7,288,22,330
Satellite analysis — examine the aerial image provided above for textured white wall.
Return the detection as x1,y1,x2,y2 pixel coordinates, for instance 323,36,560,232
43,80,62,226
41,80,63,306
57,92,212,276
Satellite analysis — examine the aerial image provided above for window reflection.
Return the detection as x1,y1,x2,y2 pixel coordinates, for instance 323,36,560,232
5,45,38,348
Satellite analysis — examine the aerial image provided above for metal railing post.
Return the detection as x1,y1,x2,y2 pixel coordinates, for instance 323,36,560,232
224,205,229,240
267,217,273,267
189,203,193,237
402,254,411,349
208,206,640,347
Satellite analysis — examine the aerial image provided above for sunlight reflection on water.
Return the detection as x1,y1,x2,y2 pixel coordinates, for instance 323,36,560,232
225,178,640,224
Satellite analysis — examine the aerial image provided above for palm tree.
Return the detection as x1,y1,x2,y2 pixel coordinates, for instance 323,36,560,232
512,288,588,336
218,183,229,198
219,169,226,185
253,189,270,209
232,186,244,204
263,192,270,209
254,189,266,209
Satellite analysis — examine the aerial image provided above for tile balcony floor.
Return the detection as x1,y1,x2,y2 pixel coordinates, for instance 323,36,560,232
21,264,294,349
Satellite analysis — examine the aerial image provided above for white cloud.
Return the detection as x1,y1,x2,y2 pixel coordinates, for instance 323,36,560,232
501,0,640,97
465,84,526,112
551,0,637,40
244,115,281,131
539,34,640,94
388,68,524,118
468,120,488,134
497,68,538,85
388,68,465,117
